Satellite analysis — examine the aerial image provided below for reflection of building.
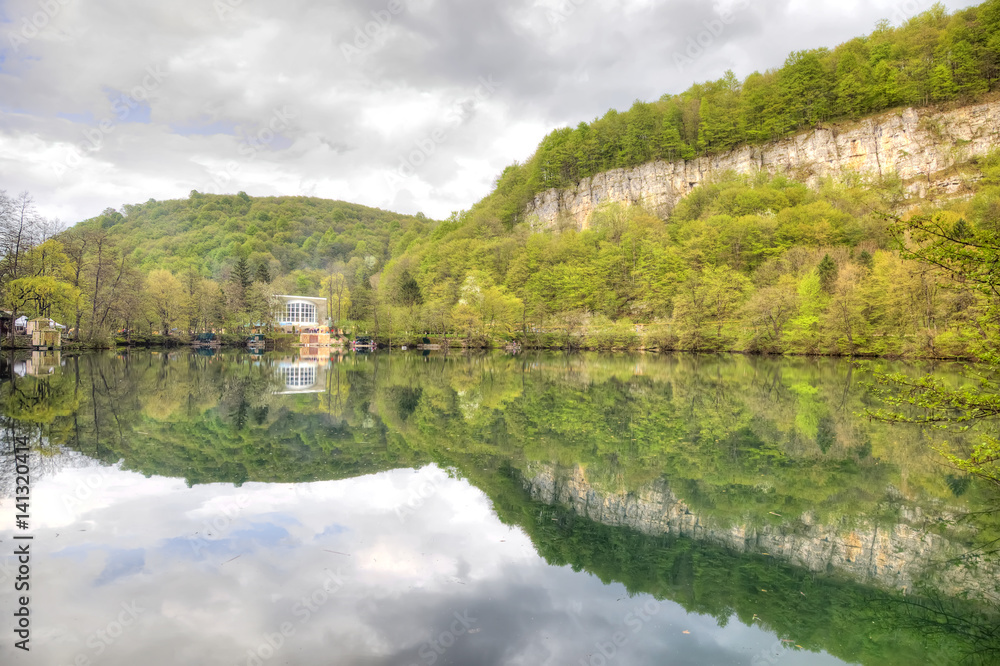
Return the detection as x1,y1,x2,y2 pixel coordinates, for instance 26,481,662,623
275,295,328,332
299,347,332,363
12,351,62,377
274,351,328,395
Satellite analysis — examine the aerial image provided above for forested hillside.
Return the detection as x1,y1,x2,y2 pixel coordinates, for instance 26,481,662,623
482,0,1000,228
2,1,998,357
115,192,431,276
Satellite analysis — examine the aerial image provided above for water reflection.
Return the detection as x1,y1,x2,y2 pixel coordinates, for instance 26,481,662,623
0,350,997,665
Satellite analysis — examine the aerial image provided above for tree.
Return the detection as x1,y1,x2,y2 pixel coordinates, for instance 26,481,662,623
232,256,252,295
145,269,188,335
867,210,1000,485
398,270,423,307
254,262,271,284
4,240,78,323
818,254,839,293
742,276,799,352
930,63,958,101
60,226,90,339
0,191,44,344
322,271,352,326
825,264,866,353
672,266,751,349
80,226,131,341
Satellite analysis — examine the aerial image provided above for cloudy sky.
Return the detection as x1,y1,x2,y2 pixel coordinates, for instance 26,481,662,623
0,0,980,226
0,461,848,665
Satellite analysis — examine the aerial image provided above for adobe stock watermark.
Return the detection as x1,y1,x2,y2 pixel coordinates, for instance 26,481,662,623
6,0,73,53
382,76,501,195
672,0,750,71
394,476,442,523
577,599,660,666
889,0,924,25
214,0,244,21
64,600,145,666
408,610,478,666
53,64,169,178
339,0,408,62
242,569,346,666
188,494,252,557
60,468,114,511
208,105,298,194
546,0,587,26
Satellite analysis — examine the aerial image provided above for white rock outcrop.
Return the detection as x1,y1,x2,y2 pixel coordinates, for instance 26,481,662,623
525,101,1000,229
525,463,995,598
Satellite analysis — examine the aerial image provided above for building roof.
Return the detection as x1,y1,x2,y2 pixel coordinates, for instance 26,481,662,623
275,295,328,301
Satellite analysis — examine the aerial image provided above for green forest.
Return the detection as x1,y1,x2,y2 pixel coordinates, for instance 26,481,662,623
1,2,999,361
3,350,998,664
513,1,1000,195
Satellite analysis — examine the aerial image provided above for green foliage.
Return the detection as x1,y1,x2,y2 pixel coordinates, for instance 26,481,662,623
818,254,839,293
865,199,1000,485
5,349,997,666
479,0,999,214
90,194,432,278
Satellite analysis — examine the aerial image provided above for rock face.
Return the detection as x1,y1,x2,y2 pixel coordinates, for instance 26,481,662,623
524,464,996,599
525,101,1000,229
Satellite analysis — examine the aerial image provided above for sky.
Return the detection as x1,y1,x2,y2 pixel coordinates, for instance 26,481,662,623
0,0,982,226
0,460,848,665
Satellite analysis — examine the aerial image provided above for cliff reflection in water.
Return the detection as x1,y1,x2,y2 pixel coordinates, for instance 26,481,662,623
2,349,998,664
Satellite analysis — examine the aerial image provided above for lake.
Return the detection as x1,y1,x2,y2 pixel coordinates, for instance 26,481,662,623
1,350,997,665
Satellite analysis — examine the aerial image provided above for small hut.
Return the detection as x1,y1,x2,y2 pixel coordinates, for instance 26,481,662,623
30,319,61,349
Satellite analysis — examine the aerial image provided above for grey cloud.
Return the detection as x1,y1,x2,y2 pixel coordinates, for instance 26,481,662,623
0,0,982,222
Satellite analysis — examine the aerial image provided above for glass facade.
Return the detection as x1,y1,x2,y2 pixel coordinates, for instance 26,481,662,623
283,301,317,324
281,365,317,389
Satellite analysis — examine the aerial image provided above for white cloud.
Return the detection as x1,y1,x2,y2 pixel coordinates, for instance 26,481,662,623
0,0,982,225
0,460,849,665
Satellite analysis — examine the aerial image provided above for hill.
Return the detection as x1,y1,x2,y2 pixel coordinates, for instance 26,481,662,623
473,0,1000,229
111,192,432,277
2,1,996,358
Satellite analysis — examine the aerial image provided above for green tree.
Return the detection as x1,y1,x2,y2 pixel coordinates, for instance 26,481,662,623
867,209,1000,485
818,254,839,293
146,269,189,335
930,63,959,101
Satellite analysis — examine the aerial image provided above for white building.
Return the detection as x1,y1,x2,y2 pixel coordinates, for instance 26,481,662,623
275,295,328,331
274,356,327,395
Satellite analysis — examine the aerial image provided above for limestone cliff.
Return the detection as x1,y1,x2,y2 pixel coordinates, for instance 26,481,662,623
525,101,1000,229
523,463,998,601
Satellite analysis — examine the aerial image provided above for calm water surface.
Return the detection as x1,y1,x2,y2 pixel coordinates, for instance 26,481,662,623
0,350,997,665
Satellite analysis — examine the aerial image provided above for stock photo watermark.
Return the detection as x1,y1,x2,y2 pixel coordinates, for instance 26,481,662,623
409,610,478,666
672,0,751,71
394,476,441,523
242,569,346,665
546,0,587,26
889,0,925,26
188,494,252,557
339,0,409,62
60,465,119,510
10,436,33,652
214,0,244,21
576,599,660,666
59,601,146,665
6,0,73,52
208,105,298,194
382,76,500,195
52,64,169,178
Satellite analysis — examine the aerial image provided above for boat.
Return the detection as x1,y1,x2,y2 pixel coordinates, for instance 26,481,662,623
416,336,442,351
246,333,273,350
351,336,377,352
192,332,221,348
